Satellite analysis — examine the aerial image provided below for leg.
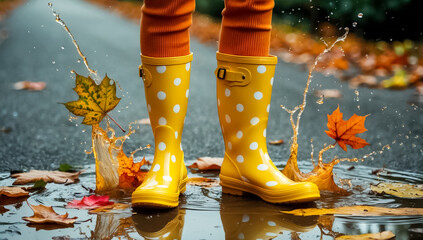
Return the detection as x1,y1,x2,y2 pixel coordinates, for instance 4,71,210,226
216,0,320,203
132,0,195,209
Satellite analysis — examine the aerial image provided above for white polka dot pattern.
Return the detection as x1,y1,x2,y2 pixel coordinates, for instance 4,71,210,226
257,164,268,171
156,66,166,73
157,91,166,100
250,117,259,125
249,142,258,150
174,78,181,86
257,65,266,73
254,91,263,100
158,142,166,151
158,117,167,125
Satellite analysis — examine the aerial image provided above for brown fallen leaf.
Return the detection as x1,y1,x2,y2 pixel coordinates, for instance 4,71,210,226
371,182,423,199
314,89,342,99
11,170,84,185
269,139,284,145
349,75,379,88
89,203,129,213
335,231,395,240
187,177,220,188
23,203,77,225
281,205,423,216
13,81,46,91
0,186,29,197
0,206,9,214
188,157,223,170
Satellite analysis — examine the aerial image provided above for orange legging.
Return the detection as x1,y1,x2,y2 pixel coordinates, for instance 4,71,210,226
140,0,274,57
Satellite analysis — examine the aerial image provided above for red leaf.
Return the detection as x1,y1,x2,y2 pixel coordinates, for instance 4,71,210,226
66,195,114,210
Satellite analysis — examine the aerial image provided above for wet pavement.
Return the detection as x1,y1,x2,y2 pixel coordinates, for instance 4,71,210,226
0,0,423,239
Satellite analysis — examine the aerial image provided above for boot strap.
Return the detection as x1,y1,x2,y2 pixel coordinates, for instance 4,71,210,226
139,65,153,87
215,66,251,87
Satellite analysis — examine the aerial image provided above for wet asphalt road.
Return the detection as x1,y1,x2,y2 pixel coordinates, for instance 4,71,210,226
0,0,422,173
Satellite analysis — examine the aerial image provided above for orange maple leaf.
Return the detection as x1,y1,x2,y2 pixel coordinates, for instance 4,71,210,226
325,106,370,151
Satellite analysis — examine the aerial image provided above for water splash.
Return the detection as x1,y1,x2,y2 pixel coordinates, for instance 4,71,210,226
92,122,149,193
48,3,100,83
280,28,354,194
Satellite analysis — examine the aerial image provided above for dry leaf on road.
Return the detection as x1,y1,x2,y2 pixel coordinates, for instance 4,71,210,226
134,118,151,125
188,157,223,170
66,195,114,210
269,139,284,145
0,186,29,197
13,81,46,91
11,170,84,185
335,231,395,240
23,203,77,225
349,75,379,88
281,205,423,216
371,182,423,199
187,177,220,188
314,89,342,99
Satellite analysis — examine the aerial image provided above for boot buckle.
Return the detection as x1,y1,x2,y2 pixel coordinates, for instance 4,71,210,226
215,66,251,87
139,65,152,87
217,68,226,80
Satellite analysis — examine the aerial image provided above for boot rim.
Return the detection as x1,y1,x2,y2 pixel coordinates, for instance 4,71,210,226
141,53,193,65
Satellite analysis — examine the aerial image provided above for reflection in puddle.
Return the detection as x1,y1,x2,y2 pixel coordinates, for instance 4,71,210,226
219,194,318,239
132,208,185,239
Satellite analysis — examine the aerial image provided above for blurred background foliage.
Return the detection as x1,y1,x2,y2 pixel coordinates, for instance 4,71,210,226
195,0,421,41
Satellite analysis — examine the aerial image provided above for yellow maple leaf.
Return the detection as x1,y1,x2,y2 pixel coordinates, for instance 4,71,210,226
64,72,120,125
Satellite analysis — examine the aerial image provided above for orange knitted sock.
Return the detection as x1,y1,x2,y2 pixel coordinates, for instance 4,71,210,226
219,0,274,57
140,0,195,57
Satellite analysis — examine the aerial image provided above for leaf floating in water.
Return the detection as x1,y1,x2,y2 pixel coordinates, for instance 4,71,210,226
188,157,223,170
187,177,220,188
335,231,395,240
32,180,47,190
370,182,423,199
66,195,114,210
88,203,129,213
0,186,29,197
11,170,84,185
58,163,73,172
325,105,370,151
281,205,423,216
23,203,77,225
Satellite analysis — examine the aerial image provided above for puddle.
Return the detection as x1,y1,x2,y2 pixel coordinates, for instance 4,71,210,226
1,162,422,239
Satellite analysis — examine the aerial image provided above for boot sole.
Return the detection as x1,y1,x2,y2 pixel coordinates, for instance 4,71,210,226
220,174,320,204
132,177,188,209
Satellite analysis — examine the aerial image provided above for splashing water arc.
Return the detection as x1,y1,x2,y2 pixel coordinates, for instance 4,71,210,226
281,29,353,194
48,3,148,192
92,124,148,192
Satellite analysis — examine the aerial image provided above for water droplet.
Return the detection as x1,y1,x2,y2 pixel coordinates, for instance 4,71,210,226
61,46,64,50
52,61,56,64
358,13,363,18
48,2,52,7
352,22,357,27
316,95,324,104
12,112,18,117
77,59,81,63
82,129,86,133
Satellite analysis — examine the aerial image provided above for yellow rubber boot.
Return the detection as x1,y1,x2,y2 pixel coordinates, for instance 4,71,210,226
215,52,320,204
132,53,192,209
